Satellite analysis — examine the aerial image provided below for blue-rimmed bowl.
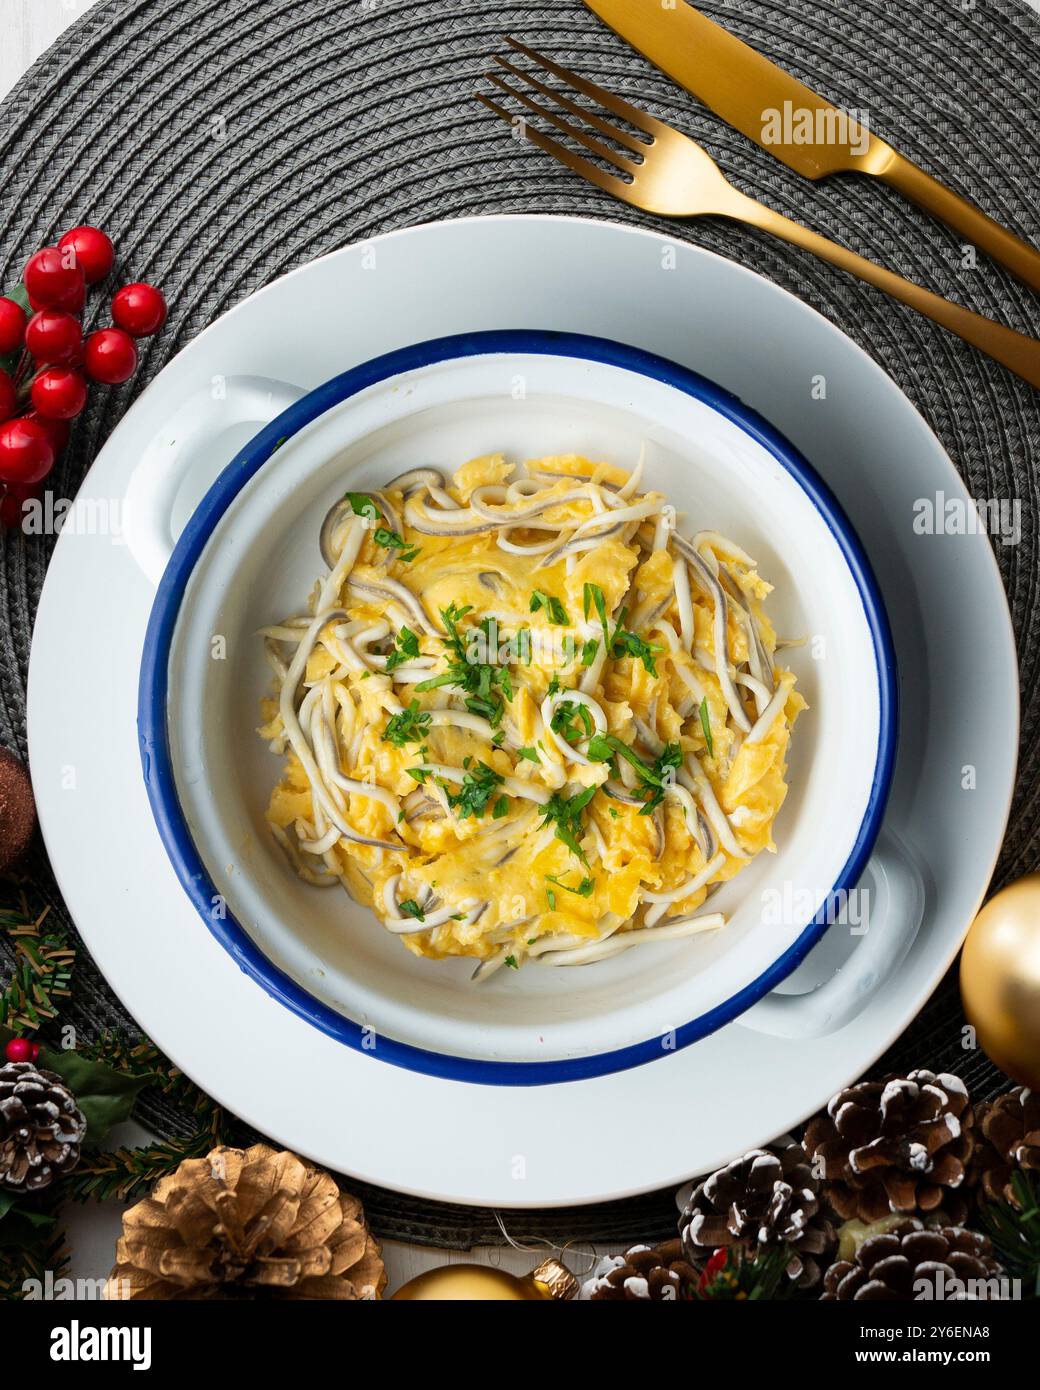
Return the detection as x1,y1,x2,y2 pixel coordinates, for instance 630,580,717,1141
136,330,896,1085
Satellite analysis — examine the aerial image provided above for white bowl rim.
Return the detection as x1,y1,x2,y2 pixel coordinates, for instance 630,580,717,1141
137,327,898,1085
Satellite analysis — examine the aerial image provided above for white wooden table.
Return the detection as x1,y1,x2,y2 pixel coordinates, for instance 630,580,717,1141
0,0,617,1295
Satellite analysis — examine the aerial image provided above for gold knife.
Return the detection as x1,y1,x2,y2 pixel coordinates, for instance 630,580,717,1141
584,0,1040,292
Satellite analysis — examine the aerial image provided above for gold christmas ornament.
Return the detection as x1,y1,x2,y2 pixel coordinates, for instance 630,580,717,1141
392,1257,578,1301
961,874,1040,1091
107,1143,386,1300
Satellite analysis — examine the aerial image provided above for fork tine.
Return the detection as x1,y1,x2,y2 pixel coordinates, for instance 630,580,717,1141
492,55,647,156
505,36,664,139
483,72,636,176
474,93,636,204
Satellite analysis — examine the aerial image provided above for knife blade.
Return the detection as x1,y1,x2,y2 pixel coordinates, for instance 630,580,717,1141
583,0,1040,290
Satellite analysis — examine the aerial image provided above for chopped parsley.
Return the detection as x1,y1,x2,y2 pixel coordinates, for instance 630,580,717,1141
550,699,594,743
539,784,597,864
414,603,512,726
545,872,596,898
447,762,505,819
384,625,421,674
530,590,570,626
504,955,519,970
581,639,600,667
492,795,510,819
610,627,661,677
373,526,420,563
516,746,539,763
581,581,660,675
345,493,420,561
699,697,714,758
399,899,425,921
587,734,682,814
545,886,557,911
383,700,431,748
345,492,380,522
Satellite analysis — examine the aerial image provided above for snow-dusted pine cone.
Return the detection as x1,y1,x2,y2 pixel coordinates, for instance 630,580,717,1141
679,1136,835,1289
971,1087,1040,1207
804,1071,974,1224
581,1240,697,1300
821,1221,1006,1301
0,1061,86,1193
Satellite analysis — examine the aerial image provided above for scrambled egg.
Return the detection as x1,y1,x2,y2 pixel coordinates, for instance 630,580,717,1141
260,453,804,975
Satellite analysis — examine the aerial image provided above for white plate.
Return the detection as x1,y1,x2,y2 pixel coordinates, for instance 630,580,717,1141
28,216,1017,1204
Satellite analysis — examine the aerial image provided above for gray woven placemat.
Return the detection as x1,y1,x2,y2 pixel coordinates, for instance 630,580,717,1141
1,0,1038,1248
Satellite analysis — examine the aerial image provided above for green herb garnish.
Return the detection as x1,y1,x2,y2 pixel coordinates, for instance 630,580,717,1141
546,873,596,898
699,697,714,758
539,785,597,864
448,762,505,819
383,700,431,748
587,735,682,814
385,625,421,674
414,603,511,727
530,590,569,626
399,899,425,922
550,699,594,743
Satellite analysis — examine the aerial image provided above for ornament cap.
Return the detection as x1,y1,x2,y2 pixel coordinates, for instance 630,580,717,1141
530,1257,580,1300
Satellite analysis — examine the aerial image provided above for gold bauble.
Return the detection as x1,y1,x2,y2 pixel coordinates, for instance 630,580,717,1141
961,874,1040,1090
392,1257,577,1301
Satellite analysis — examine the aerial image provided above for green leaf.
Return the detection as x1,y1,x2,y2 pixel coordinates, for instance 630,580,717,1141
699,697,714,758
0,1029,156,1146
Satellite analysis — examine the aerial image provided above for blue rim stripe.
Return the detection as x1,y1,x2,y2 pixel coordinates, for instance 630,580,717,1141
138,329,897,1086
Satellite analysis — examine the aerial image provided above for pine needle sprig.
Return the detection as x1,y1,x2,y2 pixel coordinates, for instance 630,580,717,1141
981,1171,1040,1297
65,1129,218,1205
0,903,75,1032
80,1033,221,1120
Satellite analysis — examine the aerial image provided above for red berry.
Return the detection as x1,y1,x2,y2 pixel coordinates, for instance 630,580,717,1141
0,417,55,485
112,282,167,338
31,367,87,421
25,309,82,365
0,296,27,354
25,409,71,452
4,1037,34,1063
0,368,16,423
58,225,115,284
24,246,86,312
84,327,137,384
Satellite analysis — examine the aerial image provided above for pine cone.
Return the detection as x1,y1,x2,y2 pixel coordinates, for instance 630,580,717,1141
804,1071,973,1224
972,1087,1040,1207
107,1144,386,1300
582,1239,696,1300
679,1136,835,1289
822,1220,1007,1300
0,1060,86,1193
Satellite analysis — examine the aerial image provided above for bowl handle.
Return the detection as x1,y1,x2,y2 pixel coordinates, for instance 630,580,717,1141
737,828,926,1039
124,375,304,586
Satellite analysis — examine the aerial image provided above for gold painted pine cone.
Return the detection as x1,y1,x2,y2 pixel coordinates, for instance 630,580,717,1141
972,1087,1040,1207
0,1061,86,1193
803,1071,973,1225
821,1221,1006,1301
107,1143,386,1300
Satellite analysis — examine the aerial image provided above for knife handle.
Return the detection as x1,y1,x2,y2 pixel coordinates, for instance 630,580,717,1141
732,194,1040,390
878,150,1040,294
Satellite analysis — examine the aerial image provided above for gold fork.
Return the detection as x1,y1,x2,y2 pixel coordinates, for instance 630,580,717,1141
477,39,1040,391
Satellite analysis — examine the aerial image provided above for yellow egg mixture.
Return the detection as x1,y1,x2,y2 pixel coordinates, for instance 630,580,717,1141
258,453,805,979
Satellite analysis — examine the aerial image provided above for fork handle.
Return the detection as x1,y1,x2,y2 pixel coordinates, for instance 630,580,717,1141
730,193,1040,390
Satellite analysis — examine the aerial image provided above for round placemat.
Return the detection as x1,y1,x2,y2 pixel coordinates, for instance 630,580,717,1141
1,0,1038,1247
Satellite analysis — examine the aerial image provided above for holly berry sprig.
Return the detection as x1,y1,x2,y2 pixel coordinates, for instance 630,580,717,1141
0,225,167,528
